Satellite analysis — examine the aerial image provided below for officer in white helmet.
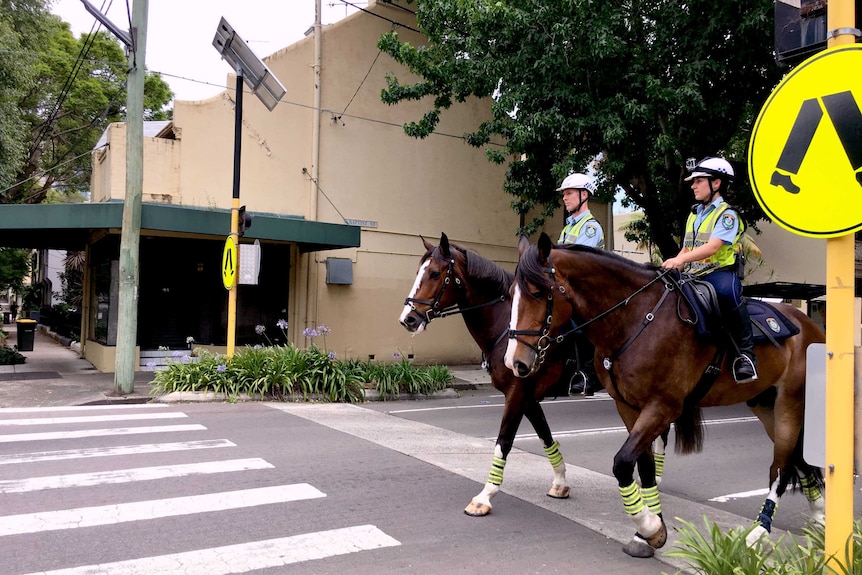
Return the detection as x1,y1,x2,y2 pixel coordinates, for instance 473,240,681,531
557,173,604,248
661,157,758,383
557,172,605,395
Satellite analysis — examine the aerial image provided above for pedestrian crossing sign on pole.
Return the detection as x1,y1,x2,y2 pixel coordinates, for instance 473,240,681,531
749,44,862,238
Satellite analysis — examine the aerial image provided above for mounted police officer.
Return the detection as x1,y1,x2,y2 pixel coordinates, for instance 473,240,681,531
557,173,605,248
661,157,758,384
557,172,605,395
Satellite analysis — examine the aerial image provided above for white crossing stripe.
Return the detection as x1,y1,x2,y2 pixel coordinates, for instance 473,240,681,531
0,458,273,493
18,524,400,575
0,483,326,537
0,424,206,443
709,488,770,503
0,404,166,414
0,439,236,466
0,412,187,426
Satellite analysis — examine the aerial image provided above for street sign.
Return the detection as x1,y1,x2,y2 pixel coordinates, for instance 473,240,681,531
222,235,237,290
749,44,862,238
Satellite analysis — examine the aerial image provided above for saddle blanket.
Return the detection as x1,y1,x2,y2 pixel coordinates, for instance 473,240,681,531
747,299,800,345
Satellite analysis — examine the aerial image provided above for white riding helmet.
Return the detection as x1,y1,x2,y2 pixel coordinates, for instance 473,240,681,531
556,172,596,194
685,157,735,182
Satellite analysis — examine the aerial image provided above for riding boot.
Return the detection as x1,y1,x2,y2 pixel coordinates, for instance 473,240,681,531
728,301,758,384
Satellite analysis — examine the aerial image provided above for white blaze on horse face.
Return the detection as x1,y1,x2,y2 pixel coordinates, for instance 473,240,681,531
399,260,431,334
504,285,522,370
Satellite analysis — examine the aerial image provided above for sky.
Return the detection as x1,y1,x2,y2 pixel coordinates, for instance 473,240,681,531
50,0,360,101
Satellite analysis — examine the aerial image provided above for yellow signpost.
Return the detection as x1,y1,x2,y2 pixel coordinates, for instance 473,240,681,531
749,2,857,564
222,235,237,290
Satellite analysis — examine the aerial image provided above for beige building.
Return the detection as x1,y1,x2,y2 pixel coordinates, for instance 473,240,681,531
0,0,608,370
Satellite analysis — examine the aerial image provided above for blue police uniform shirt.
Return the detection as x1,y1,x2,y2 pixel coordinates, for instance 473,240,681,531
561,210,604,248
692,196,739,245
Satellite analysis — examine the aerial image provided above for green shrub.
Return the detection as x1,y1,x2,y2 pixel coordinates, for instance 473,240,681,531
664,516,862,575
0,345,26,365
149,344,452,403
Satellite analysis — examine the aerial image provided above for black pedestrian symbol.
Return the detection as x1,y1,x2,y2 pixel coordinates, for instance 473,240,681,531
771,90,862,194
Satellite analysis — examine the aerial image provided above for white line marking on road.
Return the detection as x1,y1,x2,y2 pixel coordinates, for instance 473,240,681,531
501,416,760,441
0,424,207,443
0,483,326,537
0,458,273,493
0,412,187,426
388,396,613,414
709,488,770,503
0,404,166,414
0,439,236,466
19,524,399,575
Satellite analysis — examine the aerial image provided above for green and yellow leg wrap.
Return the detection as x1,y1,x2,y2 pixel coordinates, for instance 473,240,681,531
653,452,665,478
620,481,645,516
640,485,661,516
487,456,506,486
800,474,823,502
544,441,563,468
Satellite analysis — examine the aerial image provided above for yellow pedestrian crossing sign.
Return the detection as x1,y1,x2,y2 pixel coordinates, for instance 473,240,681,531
222,235,237,290
749,45,862,238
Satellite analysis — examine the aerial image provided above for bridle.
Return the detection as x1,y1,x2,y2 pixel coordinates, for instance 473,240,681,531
507,253,675,369
404,251,506,325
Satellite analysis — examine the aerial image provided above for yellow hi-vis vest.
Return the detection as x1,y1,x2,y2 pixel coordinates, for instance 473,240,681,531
558,215,605,249
683,202,743,276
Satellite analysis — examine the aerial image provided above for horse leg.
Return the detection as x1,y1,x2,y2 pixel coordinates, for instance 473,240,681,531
652,427,669,487
464,397,525,517
523,399,570,499
614,406,669,558
798,465,825,524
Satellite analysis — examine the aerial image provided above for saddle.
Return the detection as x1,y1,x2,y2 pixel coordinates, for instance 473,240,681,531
675,274,800,346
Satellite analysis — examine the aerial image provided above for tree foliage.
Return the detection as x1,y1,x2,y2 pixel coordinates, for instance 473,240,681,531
378,0,784,257
0,248,30,293
0,0,173,204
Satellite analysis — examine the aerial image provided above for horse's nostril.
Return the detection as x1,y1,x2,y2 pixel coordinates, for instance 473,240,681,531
514,361,531,378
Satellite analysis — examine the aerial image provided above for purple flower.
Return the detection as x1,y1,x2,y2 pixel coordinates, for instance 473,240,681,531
217,364,227,372
277,319,289,329
146,361,156,370
255,325,266,335
253,344,262,350
393,352,401,360
327,351,336,359
172,351,183,358
302,328,319,339
316,324,331,335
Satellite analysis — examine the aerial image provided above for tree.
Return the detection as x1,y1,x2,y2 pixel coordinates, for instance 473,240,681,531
378,0,784,257
0,2,173,204
0,248,30,293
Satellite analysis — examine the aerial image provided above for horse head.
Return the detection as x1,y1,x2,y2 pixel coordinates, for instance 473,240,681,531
505,233,575,377
399,232,466,334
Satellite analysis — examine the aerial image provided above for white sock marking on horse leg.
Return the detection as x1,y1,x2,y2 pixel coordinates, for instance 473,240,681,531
630,508,662,537
746,475,781,547
399,260,429,333
504,286,521,370
472,444,505,509
652,438,666,487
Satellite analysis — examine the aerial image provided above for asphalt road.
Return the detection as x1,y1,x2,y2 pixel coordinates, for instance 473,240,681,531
362,388,860,536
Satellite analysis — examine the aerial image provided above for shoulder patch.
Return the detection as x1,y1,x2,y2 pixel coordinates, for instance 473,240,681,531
584,224,597,238
721,212,736,230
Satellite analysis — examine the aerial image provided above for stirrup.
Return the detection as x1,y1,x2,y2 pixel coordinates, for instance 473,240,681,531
732,355,758,384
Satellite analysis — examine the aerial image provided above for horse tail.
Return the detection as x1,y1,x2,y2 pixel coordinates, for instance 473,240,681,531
673,402,705,454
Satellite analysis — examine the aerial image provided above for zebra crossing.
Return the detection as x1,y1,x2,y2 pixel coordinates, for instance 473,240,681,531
0,403,400,574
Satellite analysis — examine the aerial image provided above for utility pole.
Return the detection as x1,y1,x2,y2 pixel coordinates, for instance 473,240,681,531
114,0,147,393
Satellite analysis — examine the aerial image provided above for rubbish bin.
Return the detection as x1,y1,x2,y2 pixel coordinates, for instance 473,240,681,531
16,319,36,352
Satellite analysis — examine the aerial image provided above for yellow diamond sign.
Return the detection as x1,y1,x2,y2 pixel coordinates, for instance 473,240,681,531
749,45,862,238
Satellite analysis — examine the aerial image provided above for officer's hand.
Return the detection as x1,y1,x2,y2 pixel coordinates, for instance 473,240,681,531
661,257,683,270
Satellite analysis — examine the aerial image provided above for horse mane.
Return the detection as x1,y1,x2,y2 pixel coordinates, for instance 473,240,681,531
422,242,513,293
517,242,660,295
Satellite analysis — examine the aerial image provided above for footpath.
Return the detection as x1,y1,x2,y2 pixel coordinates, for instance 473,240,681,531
0,327,493,408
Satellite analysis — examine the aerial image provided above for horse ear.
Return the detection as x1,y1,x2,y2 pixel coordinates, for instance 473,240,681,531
518,234,531,257
440,233,451,258
538,232,553,260
422,235,434,251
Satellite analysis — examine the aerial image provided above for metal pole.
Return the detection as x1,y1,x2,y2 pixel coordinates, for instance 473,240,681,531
114,0,147,394
824,0,856,563
226,69,243,357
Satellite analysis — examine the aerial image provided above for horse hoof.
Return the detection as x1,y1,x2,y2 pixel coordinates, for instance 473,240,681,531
547,485,570,499
622,535,655,558
464,501,491,516
644,520,667,549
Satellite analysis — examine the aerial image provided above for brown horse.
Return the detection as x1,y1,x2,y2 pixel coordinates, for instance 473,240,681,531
505,233,825,558
399,233,581,516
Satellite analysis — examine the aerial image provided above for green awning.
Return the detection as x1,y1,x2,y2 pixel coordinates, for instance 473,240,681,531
0,202,360,252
